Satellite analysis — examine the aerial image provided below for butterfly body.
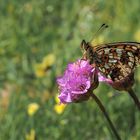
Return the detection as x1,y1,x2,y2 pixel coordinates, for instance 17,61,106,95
81,40,140,81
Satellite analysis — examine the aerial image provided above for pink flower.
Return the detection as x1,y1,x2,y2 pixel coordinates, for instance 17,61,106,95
57,59,97,103
98,73,113,84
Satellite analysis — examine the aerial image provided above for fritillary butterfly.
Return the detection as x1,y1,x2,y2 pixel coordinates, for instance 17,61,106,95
81,40,140,81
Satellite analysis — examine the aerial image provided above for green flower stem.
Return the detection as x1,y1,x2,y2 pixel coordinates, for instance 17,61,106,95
91,93,121,140
127,88,140,111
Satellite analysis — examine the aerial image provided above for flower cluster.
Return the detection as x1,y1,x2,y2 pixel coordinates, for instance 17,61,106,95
57,60,96,103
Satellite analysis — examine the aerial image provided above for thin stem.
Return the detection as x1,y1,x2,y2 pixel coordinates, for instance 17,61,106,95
127,88,140,111
91,93,121,140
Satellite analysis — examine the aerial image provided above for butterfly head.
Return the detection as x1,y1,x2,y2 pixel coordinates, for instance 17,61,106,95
81,40,90,58
80,40,95,63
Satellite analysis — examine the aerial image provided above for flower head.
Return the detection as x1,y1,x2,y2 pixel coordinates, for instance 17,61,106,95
25,129,36,140
54,95,66,114
27,103,40,116
57,59,98,104
110,73,135,91
35,54,55,78
54,104,66,114
98,72,134,91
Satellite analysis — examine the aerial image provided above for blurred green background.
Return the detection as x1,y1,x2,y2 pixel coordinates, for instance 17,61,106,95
0,0,140,140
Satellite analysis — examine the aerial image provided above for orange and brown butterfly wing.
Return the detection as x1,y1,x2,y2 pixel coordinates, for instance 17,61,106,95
93,42,140,81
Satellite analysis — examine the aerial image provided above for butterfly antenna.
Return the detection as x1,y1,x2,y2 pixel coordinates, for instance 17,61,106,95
90,23,108,43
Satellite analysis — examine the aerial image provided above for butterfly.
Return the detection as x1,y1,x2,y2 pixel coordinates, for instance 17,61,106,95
81,40,140,82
